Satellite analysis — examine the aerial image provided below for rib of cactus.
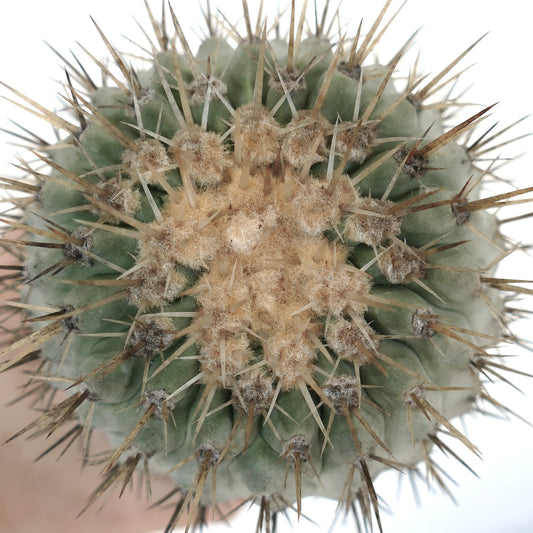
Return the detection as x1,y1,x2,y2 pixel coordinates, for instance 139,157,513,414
0,1,526,532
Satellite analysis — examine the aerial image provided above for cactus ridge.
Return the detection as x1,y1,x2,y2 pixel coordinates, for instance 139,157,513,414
0,1,531,532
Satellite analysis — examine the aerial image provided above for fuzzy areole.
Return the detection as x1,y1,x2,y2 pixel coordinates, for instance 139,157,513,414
0,1,531,533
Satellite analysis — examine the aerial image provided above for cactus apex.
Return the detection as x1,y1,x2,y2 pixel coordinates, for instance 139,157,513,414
1,1,532,532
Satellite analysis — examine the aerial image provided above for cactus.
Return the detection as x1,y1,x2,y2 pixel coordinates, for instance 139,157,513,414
0,1,531,532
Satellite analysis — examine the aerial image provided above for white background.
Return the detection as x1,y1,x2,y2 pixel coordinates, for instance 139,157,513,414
0,1,532,532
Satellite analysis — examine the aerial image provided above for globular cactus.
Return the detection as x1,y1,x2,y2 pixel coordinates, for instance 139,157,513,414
0,1,531,532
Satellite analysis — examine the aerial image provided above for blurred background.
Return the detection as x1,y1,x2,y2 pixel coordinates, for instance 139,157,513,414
1,1,532,532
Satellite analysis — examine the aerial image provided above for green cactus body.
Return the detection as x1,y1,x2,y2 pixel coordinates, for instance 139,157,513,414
0,1,530,532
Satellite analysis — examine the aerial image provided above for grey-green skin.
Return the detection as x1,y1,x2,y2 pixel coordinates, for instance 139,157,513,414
21,26,502,521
